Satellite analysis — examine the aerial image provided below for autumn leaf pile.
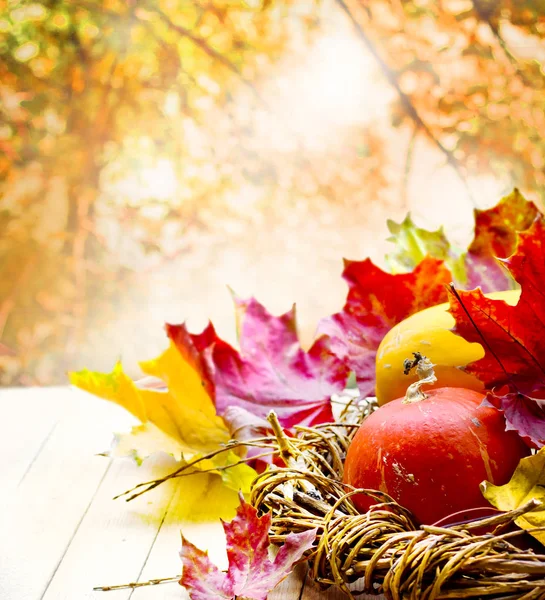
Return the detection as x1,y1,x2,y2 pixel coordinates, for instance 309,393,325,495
70,189,545,598
71,190,545,501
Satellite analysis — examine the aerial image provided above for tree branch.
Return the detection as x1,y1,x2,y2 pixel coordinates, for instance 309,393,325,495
143,7,339,200
335,0,477,207
150,8,304,148
472,2,543,91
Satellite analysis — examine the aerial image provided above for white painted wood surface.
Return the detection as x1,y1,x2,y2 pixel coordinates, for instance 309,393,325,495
0,387,376,600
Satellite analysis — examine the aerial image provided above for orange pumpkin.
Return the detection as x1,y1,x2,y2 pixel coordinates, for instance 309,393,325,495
343,385,530,525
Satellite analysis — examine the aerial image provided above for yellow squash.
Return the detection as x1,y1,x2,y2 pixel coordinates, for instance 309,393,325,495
375,289,520,405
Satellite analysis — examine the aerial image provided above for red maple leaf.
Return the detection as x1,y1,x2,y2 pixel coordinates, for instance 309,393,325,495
167,296,349,429
385,190,538,293
315,256,452,397
180,495,316,600
464,189,538,292
449,216,545,447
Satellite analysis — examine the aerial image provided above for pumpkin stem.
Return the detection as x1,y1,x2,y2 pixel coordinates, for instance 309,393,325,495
402,352,437,404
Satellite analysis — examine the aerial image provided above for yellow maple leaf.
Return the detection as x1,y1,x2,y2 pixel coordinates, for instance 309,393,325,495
481,449,545,545
170,471,244,522
113,422,198,464
70,343,256,495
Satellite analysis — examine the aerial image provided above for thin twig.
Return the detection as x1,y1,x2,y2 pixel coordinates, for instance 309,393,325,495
114,437,278,501
94,575,180,591
250,420,545,598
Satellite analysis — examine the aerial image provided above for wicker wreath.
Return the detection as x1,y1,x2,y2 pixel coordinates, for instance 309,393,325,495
249,401,545,600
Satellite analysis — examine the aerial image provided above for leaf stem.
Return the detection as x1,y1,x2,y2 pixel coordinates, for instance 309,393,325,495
402,353,437,403
267,411,295,465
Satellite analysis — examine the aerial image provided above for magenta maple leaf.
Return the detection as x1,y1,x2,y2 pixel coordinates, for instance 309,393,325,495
168,297,349,429
180,495,316,600
315,256,452,397
449,216,545,447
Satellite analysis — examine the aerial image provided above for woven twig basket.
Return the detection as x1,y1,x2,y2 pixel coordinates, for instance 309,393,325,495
249,402,545,600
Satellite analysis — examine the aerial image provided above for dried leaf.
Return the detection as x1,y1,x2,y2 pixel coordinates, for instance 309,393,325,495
173,472,245,522
315,256,451,397
113,422,186,464
221,406,273,466
386,189,538,292
170,296,349,429
180,495,316,600
222,406,271,443
71,346,228,456
469,189,538,262
481,449,545,545
165,321,216,399
449,216,545,447
180,540,229,600
465,189,538,291
70,345,257,491
385,214,458,273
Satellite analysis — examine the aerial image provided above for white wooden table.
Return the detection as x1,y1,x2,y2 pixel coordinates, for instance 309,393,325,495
0,387,376,600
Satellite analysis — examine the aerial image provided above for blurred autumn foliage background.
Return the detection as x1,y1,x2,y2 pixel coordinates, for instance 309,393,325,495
1,0,545,385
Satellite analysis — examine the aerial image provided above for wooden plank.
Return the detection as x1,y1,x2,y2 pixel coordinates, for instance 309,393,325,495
301,577,380,600
0,387,65,493
40,454,181,600
267,562,383,599
128,482,376,600
0,388,137,600
129,477,228,600
0,387,385,600
270,564,308,600
126,479,311,600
